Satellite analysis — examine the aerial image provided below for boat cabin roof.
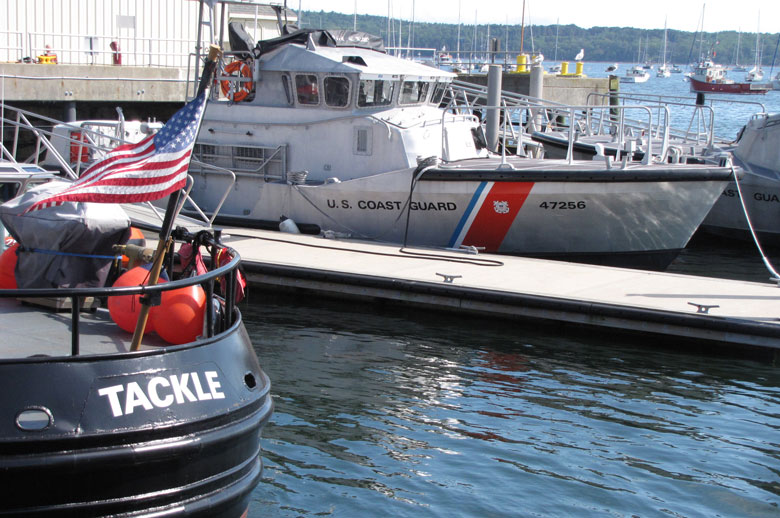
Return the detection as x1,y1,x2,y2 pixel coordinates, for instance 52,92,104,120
259,37,455,82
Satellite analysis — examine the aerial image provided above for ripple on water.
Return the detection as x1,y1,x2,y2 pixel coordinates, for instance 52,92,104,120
243,296,780,517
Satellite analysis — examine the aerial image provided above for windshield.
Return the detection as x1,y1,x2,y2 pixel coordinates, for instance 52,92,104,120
399,81,429,105
357,80,395,108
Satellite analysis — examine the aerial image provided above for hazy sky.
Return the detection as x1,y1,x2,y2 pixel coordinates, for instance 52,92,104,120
299,1,780,34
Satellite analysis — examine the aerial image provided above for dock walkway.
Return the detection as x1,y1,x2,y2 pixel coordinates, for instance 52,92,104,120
171,226,780,349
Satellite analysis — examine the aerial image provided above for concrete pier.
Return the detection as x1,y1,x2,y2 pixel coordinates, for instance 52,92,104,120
0,64,187,103
459,72,611,106
122,204,780,351
217,228,780,350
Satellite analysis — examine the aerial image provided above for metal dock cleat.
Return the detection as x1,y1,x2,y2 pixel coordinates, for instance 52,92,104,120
688,302,720,314
436,273,462,284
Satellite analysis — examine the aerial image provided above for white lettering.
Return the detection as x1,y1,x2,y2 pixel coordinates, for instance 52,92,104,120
125,381,154,415
170,373,198,404
98,385,125,417
148,377,174,407
98,371,225,418
191,372,212,401
205,371,225,400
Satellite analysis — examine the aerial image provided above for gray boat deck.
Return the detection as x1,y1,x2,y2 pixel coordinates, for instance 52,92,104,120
0,299,166,360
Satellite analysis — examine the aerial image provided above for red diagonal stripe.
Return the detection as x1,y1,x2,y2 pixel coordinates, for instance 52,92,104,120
462,182,534,252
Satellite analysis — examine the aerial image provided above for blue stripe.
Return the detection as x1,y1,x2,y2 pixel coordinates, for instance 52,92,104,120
448,181,488,248
25,248,119,260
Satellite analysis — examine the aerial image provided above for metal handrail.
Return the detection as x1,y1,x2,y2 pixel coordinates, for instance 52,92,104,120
0,238,243,356
25,31,193,68
442,80,668,166
1,103,230,226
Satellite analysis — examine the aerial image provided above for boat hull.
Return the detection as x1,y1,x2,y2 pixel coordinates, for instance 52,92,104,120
0,316,273,518
619,76,649,84
700,164,780,243
189,162,732,270
689,77,771,94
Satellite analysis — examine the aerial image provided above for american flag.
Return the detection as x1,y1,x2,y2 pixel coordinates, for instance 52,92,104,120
26,91,207,213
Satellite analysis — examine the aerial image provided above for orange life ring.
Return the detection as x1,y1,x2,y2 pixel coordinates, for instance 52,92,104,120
220,60,253,102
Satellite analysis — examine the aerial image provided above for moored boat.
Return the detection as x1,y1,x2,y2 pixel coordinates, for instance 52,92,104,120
745,66,764,82
700,112,780,242
0,40,273,515
0,182,273,517
620,65,650,83
688,58,771,94
180,13,735,270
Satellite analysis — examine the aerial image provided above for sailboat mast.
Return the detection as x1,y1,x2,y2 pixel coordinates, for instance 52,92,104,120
519,0,525,53
410,0,415,52
471,10,477,66
662,17,668,65
698,4,705,60
637,34,641,63
754,11,760,70
553,18,559,61
456,0,461,61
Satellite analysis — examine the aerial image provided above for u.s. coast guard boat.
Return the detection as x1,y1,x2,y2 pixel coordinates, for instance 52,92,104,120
184,6,735,269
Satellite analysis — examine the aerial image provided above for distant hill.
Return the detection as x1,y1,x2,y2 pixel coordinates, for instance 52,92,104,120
299,10,779,67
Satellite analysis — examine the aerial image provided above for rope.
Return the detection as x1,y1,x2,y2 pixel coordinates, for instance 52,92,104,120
225,232,504,267
272,159,504,267
731,164,780,283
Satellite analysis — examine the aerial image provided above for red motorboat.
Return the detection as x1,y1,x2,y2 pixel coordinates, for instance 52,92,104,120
688,58,771,94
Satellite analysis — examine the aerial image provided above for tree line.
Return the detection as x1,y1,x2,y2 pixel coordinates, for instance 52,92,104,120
300,10,780,67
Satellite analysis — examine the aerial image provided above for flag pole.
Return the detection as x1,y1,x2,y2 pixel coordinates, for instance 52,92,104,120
130,44,221,352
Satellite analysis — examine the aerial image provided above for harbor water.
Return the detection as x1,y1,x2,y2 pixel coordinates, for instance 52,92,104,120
240,64,780,516
245,284,779,517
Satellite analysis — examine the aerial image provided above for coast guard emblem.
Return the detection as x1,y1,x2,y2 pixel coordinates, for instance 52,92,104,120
493,200,510,214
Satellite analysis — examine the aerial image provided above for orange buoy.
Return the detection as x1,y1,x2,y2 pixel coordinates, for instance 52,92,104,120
108,266,166,334
150,285,206,345
220,60,254,102
121,227,147,268
0,243,20,289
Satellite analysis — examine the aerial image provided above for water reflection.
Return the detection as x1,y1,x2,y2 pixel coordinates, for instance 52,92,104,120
243,293,780,517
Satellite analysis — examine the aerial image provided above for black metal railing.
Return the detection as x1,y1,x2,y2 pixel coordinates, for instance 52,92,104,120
0,231,243,356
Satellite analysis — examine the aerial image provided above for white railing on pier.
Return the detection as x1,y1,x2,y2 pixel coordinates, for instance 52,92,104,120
25,32,193,68
0,31,24,63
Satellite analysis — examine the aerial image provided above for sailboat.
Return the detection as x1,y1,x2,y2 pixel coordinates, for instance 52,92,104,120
548,18,561,73
656,17,671,77
745,13,764,82
732,29,748,72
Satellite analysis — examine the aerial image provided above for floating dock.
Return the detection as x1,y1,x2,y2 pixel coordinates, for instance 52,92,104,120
132,208,780,350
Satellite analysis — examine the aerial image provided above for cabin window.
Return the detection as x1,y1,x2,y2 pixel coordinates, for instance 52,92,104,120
282,74,293,105
357,79,395,108
430,82,447,106
295,74,319,105
324,76,350,107
399,81,429,105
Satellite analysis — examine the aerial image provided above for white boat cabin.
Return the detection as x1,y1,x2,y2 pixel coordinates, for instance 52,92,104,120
195,29,487,187
692,60,728,83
